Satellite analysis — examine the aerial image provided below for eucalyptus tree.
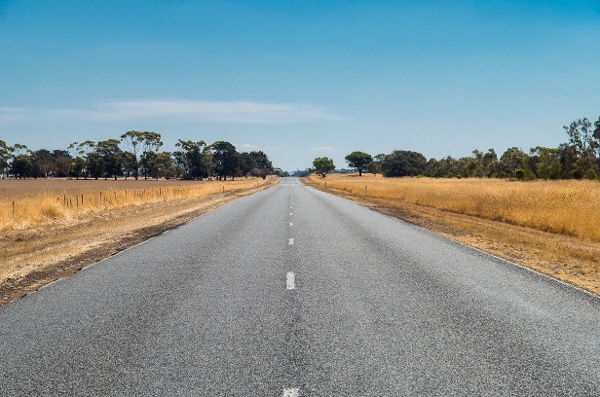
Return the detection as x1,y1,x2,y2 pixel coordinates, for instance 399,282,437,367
210,141,239,180
174,139,210,180
345,151,372,176
313,157,335,178
96,139,123,180
0,140,14,177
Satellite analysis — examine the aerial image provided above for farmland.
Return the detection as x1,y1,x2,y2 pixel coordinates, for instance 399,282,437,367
304,173,600,294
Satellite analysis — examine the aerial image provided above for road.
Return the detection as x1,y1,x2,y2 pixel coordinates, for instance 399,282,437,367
1,177,599,396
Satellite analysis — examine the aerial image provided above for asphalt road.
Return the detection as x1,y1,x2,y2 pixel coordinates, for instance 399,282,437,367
1,177,599,396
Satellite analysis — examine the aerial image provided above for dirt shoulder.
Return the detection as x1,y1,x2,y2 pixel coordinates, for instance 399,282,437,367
302,177,600,296
0,179,279,306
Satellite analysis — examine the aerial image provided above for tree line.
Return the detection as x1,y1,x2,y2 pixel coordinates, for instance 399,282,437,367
0,131,277,180
313,116,600,180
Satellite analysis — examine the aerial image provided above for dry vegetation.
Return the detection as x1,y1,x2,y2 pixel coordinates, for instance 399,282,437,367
304,173,600,294
0,177,279,305
1,178,265,232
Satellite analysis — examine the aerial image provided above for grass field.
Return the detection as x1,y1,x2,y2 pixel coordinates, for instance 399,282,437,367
0,178,265,232
310,174,600,243
304,173,600,294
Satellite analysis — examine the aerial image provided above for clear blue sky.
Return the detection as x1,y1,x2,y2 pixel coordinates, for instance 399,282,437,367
1,0,599,171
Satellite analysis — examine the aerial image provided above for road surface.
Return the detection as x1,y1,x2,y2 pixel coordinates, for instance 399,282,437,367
1,177,599,396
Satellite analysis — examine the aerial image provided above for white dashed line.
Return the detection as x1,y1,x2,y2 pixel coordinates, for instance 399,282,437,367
283,388,300,397
286,272,296,290
288,238,295,245
289,222,293,227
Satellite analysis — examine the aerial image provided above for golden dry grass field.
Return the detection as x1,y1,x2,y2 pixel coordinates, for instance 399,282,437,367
0,176,279,305
304,173,600,295
0,178,266,232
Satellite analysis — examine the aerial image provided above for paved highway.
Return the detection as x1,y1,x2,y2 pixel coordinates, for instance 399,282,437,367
1,177,599,396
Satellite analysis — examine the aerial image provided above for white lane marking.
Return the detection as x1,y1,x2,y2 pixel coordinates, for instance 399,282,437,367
286,272,295,290
288,238,295,245
283,388,299,397
289,222,293,227
289,212,293,216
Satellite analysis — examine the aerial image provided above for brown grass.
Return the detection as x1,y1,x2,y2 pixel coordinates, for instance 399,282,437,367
0,178,266,232
0,177,279,305
304,173,600,295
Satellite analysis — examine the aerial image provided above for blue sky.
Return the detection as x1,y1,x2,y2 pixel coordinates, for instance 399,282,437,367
1,0,600,171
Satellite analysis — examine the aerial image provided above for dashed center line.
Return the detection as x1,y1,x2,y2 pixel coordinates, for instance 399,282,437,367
283,388,300,397
286,272,295,290
288,238,295,245
289,222,293,227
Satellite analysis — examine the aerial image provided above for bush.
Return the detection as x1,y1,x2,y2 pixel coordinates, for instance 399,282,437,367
515,168,526,180
584,168,597,180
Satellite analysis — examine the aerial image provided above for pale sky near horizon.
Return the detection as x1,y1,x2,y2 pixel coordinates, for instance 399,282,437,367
1,0,600,171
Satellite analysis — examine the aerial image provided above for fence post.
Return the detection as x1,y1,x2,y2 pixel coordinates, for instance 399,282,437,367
365,186,368,195
324,182,327,188
12,201,15,217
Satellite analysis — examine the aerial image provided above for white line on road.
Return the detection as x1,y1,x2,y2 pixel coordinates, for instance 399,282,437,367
289,212,293,216
288,238,295,245
283,388,299,397
286,272,295,290
289,222,293,227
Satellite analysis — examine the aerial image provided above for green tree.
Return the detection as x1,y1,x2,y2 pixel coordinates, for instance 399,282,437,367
174,139,210,180
10,144,31,179
368,153,386,176
345,151,372,176
530,147,561,180
313,157,335,177
211,141,239,180
0,140,14,177
381,150,427,177
499,147,531,178
96,139,123,180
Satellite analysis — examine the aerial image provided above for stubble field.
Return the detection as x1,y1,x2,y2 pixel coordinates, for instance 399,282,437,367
304,173,600,295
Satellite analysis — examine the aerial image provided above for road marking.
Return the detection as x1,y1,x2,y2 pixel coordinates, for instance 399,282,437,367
289,222,293,227
283,388,299,397
289,212,293,216
286,272,295,290
288,238,295,245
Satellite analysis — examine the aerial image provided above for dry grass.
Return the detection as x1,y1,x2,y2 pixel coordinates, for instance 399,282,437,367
0,178,265,232
311,174,600,243
304,173,600,295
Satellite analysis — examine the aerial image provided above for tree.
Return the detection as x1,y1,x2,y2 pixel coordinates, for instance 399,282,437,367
381,150,427,177
211,141,239,180
345,151,372,176
238,150,273,179
482,148,501,177
174,139,210,180
0,140,14,177
313,157,335,177
368,153,386,176
530,146,561,180
138,131,163,180
154,152,174,178
10,144,31,179
95,139,123,180
499,147,531,178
